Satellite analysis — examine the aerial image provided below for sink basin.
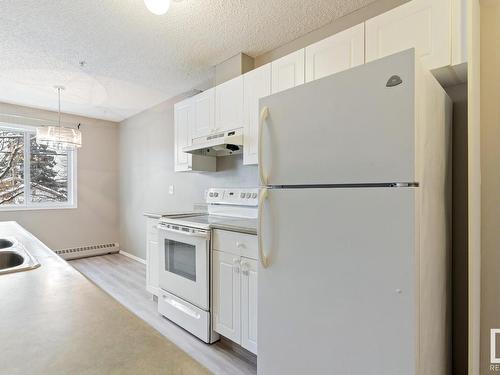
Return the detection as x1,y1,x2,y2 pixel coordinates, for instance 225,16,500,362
0,251,24,269
0,239,13,249
0,238,40,275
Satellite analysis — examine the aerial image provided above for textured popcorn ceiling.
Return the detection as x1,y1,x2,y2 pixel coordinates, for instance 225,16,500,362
0,0,375,121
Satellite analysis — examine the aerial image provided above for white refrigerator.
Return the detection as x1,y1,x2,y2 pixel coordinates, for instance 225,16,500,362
257,49,452,375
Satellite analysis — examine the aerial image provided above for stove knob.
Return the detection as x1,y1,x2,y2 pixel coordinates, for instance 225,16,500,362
252,193,257,199
209,192,214,197
240,193,245,198
214,193,219,197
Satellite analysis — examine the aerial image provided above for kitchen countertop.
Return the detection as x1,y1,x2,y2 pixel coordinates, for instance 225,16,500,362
144,205,208,220
0,221,211,375
210,218,257,235
144,212,163,219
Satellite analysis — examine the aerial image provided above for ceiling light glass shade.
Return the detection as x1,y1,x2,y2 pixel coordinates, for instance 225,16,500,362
36,126,82,151
144,0,171,15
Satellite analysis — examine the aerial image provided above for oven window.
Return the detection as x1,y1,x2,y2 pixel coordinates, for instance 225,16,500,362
165,239,196,282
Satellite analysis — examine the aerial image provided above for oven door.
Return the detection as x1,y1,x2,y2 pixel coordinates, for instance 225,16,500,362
157,223,210,310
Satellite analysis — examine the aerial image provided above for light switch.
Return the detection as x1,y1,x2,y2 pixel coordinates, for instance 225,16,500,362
168,185,174,195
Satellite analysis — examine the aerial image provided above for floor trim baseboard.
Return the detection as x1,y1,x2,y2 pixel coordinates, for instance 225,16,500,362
119,250,146,264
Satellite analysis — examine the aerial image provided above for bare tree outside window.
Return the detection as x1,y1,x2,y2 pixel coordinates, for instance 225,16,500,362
0,129,25,205
0,125,75,208
30,134,69,203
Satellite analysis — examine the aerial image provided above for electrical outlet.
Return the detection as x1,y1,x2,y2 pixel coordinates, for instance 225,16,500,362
168,185,174,195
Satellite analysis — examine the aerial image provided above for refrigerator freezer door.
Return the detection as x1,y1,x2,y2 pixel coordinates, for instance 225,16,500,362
259,49,415,186
258,187,416,375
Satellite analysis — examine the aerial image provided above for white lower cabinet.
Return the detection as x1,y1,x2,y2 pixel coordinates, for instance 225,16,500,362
146,218,160,296
240,258,258,354
212,230,258,355
213,250,241,343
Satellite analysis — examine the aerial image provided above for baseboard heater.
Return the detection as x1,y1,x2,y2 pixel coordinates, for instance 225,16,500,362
54,243,120,260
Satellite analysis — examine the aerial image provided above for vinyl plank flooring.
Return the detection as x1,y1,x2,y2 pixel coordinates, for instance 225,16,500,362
70,254,257,375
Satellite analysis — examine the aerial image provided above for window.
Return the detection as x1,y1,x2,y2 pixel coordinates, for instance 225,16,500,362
0,124,76,210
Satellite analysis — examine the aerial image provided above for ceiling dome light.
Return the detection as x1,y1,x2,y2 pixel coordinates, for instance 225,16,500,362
144,0,171,15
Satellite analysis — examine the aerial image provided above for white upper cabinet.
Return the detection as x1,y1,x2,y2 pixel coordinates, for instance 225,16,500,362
174,97,193,172
305,23,365,83
215,75,244,132
192,88,215,138
365,0,451,71
243,63,271,165
271,49,305,94
174,97,216,172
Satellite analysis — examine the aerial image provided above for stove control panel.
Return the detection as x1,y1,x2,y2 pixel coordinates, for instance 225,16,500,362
206,188,259,206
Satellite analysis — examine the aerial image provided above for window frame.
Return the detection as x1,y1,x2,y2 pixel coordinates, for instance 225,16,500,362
0,122,77,211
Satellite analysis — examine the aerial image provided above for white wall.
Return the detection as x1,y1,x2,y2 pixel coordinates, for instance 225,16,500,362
118,98,258,260
0,102,119,250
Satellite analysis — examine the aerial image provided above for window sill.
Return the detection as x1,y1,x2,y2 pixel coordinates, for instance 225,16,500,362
0,204,78,212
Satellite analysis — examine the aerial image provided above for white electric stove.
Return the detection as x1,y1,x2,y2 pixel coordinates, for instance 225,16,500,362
156,188,258,343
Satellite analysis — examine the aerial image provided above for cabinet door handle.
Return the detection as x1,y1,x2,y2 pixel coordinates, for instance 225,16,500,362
258,106,269,185
241,260,249,276
233,258,240,274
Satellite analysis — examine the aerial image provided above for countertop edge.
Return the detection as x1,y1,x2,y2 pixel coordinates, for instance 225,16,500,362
210,223,257,236
143,212,163,219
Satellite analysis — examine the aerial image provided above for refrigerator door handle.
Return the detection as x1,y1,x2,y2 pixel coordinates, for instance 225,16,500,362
258,188,270,268
258,106,269,185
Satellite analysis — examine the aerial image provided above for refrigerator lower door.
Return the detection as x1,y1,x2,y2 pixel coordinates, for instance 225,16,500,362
258,187,416,375
259,49,415,186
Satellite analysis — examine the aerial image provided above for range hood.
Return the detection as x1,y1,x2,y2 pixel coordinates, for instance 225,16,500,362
183,128,244,157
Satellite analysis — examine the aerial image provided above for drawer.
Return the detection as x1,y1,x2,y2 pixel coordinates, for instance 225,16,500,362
158,289,215,343
212,230,258,260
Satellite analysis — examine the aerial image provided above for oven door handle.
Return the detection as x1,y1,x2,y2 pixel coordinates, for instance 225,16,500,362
156,225,209,239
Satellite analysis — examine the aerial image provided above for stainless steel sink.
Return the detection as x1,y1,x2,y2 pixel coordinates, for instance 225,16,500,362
0,239,13,249
0,238,40,275
0,251,24,268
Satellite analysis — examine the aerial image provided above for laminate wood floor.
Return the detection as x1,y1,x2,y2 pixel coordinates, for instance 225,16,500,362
70,253,257,375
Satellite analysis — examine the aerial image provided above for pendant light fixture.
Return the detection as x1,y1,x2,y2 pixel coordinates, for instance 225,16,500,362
36,86,82,151
144,0,171,15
